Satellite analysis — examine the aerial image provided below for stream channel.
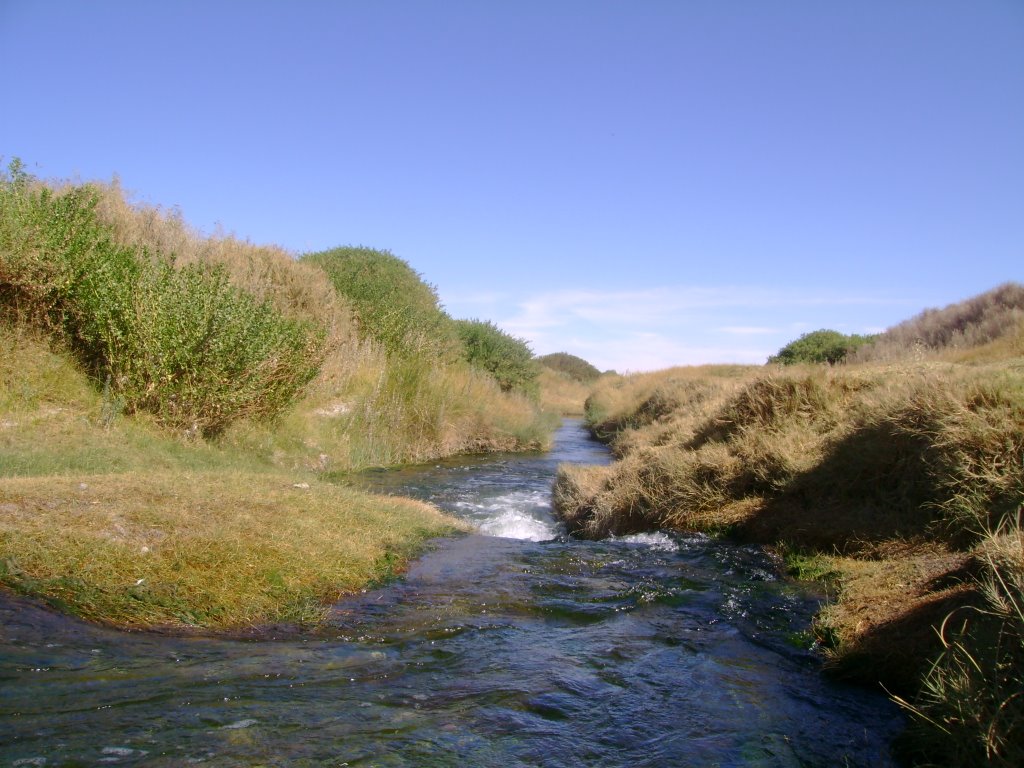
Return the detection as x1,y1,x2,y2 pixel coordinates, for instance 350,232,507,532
0,420,904,766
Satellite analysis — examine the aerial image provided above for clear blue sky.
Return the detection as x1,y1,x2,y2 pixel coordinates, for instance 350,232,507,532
2,1,1021,371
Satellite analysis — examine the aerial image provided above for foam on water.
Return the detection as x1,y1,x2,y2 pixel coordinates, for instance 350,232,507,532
457,490,560,541
478,508,559,541
613,531,679,552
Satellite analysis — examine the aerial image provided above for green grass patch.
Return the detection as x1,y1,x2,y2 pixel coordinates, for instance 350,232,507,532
780,547,842,584
0,471,466,630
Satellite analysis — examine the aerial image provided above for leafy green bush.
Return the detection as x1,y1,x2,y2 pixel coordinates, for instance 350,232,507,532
454,318,539,397
769,329,873,365
536,352,601,382
0,161,324,436
302,246,461,360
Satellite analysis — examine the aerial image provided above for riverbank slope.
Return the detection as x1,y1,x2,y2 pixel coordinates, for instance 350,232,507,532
0,164,550,632
553,319,1023,766
0,324,471,631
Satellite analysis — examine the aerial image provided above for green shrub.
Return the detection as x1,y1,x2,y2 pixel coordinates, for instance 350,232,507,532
302,246,461,360
0,162,324,436
536,352,601,382
109,260,323,435
454,318,539,397
769,329,874,365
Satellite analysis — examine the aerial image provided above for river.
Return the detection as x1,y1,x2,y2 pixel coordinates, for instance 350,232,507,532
0,420,903,766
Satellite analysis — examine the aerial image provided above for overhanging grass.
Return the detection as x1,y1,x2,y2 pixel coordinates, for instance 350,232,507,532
0,471,466,630
557,357,1024,767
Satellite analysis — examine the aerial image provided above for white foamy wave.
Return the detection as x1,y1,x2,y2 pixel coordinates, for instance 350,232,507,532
613,531,679,552
479,509,559,541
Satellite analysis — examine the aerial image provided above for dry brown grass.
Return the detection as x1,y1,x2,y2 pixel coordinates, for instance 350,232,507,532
556,356,1024,765
852,282,1024,364
537,367,591,416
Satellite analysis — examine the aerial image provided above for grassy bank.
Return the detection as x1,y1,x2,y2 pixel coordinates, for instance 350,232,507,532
554,349,1023,765
0,323,466,630
0,471,464,630
1,161,555,631
1,163,554,468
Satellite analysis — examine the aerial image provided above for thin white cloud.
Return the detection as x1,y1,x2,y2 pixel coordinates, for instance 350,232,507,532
501,285,903,335
479,284,908,372
557,332,772,372
718,326,779,335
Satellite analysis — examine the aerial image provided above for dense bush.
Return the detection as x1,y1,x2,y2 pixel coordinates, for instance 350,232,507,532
0,161,324,436
768,328,873,365
536,352,601,382
454,318,539,396
302,246,461,360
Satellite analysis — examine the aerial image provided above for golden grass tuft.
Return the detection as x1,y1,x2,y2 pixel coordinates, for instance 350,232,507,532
537,367,591,416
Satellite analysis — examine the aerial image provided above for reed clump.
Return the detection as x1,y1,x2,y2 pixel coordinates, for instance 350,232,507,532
891,519,1023,766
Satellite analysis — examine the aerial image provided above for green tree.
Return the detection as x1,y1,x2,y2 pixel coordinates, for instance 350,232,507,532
302,246,461,360
769,329,874,365
536,352,601,382
454,319,539,397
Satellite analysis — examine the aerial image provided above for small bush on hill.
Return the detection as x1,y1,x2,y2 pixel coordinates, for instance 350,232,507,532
0,161,323,436
454,319,539,397
303,246,461,361
769,329,874,365
537,352,601,382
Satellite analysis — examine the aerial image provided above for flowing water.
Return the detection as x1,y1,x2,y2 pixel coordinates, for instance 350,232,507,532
0,420,904,766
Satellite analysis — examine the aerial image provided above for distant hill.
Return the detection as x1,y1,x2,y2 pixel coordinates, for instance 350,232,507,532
852,282,1024,363
536,352,602,382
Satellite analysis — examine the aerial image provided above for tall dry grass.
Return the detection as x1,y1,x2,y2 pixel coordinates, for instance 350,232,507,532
852,282,1024,364
561,363,1023,549
893,518,1023,767
537,367,591,416
555,358,1024,766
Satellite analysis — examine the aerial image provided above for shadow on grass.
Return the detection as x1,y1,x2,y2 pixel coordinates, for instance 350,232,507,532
736,421,942,554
